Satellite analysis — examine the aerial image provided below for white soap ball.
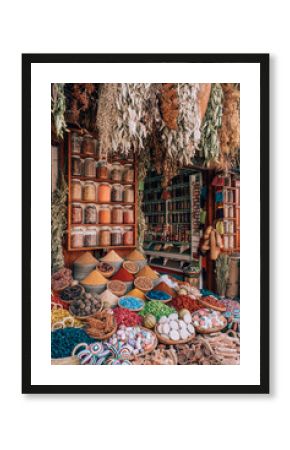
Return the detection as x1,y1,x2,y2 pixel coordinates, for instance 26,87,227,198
193,320,199,327
168,313,178,321
183,313,192,324
187,324,195,334
178,320,186,330
180,329,190,340
169,329,180,341
170,320,179,330
157,324,163,334
159,316,168,324
163,323,170,335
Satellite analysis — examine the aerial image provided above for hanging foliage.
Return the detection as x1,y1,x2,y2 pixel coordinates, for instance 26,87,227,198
96,83,118,160
51,83,67,139
218,83,240,170
111,83,152,157
51,175,68,273
152,83,201,187
64,83,98,132
199,83,223,166
160,83,179,130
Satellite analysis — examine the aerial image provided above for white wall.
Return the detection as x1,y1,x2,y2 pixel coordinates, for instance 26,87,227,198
0,2,287,450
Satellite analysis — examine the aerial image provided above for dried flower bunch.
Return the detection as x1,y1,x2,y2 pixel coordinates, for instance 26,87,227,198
51,83,67,139
96,83,118,160
199,83,223,166
51,175,68,272
64,83,98,132
160,83,179,130
218,83,240,170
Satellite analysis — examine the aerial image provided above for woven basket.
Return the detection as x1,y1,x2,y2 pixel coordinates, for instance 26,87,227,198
69,301,103,321
198,297,226,312
126,328,158,361
195,318,227,334
51,356,80,365
154,326,196,345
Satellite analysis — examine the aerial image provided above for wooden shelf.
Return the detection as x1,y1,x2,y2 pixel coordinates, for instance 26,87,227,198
71,175,135,185
71,223,135,227
70,200,135,206
144,250,191,261
68,245,136,251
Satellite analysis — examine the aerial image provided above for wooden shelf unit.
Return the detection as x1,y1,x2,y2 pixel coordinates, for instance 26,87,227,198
66,129,138,252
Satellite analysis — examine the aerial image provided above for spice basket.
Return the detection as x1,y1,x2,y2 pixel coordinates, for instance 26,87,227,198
51,356,80,365
145,294,172,304
195,318,227,334
198,297,226,312
85,323,118,341
69,302,103,321
118,297,145,312
96,268,114,279
125,328,158,361
154,326,196,345
81,283,107,295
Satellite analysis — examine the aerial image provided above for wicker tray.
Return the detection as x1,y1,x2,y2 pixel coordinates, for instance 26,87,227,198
154,326,196,345
126,328,158,361
195,317,227,334
85,323,117,341
69,303,103,321
51,356,80,365
198,297,226,312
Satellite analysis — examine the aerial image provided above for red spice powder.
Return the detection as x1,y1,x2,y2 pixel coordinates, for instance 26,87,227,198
172,295,201,312
153,282,176,298
111,267,134,282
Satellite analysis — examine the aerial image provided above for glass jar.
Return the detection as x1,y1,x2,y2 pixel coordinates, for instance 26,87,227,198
71,228,84,248
82,136,96,156
71,179,82,201
96,162,108,180
111,184,123,202
112,206,123,224
123,206,134,224
99,205,111,224
71,133,82,154
99,227,111,247
123,164,134,183
98,183,111,203
72,203,82,224
72,155,81,176
123,227,134,246
83,181,96,202
111,163,122,182
84,158,96,177
123,185,134,203
85,204,97,224
84,227,97,247
111,228,123,246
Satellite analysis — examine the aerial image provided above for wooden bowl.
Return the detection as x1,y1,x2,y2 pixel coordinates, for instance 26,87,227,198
123,328,158,361
198,297,227,312
145,293,172,304
134,276,153,293
69,303,103,321
51,356,80,365
85,323,117,341
154,326,196,345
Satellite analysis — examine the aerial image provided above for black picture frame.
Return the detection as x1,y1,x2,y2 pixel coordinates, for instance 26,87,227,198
22,53,269,394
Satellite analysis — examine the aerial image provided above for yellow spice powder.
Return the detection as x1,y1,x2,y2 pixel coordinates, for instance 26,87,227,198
81,269,107,285
137,265,159,280
126,249,146,261
126,288,146,300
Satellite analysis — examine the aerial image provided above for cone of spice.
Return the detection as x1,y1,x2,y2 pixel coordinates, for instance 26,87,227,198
137,265,159,281
153,281,176,298
81,269,107,285
126,288,146,300
73,252,98,281
111,267,134,292
100,250,123,274
126,249,147,269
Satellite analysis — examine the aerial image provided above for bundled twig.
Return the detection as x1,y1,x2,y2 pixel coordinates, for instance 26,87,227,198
215,254,230,297
96,83,118,160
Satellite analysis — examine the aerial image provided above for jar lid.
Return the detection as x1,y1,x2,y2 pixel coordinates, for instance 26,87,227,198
85,204,96,208
100,227,111,231
112,228,122,232
99,204,110,208
72,179,81,183
72,155,81,159
72,203,82,207
124,185,133,188
85,157,95,161
112,183,123,188
71,227,84,233
84,180,95,185
85,227,97,234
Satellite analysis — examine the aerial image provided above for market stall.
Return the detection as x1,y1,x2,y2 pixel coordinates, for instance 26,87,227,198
51,83,240,365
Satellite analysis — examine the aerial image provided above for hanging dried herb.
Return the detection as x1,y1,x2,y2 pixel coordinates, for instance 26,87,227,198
199,83,223,166
96,83,118,160
51,175,68,273
160,83,179,130
215,254,230,297
218,83,240,170
152,83,201,187
51,83,67,139
64,83,98,132
111,83,152,157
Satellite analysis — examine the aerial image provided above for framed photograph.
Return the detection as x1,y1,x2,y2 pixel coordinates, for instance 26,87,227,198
22,53,269,394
